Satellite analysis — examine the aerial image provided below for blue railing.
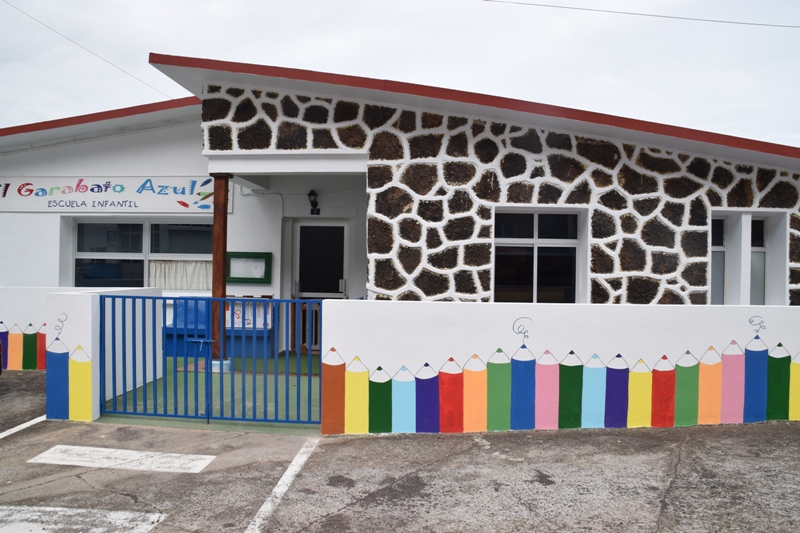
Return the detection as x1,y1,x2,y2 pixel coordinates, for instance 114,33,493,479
99,296,321,424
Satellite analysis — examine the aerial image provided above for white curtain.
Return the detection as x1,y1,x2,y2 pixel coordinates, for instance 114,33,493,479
148,260,212,290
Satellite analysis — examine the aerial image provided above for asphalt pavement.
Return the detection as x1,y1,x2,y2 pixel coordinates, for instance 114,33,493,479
1,370,799,532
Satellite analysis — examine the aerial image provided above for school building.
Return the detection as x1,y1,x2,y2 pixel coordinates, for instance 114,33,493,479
1,53,800,434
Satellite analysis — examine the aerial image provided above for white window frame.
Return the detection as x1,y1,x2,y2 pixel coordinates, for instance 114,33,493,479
72,217,213,289
710,218,727,305
492,208,589,303
750,218,767,305
709,211,789,305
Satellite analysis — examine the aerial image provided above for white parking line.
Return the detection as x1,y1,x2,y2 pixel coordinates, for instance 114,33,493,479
245,437,319,533
0,505,165,533
28,445,216,473
0,415,46,441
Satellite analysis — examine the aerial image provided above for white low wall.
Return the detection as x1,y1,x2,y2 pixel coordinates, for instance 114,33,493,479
322,301,800,374
44,287,162,421
0,287,98,333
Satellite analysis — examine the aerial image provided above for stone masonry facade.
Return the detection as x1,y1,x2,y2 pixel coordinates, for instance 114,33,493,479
201,84,800,304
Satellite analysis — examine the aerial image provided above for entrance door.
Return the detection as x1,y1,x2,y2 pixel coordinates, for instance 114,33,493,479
293,221,348,299
292,221,347,354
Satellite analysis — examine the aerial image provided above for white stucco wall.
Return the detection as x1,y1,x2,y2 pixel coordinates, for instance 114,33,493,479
265,174,368,300
225,186,283,297
0,213,62,286
0,121,209,176
1,119,368,300
323,299,800,375
0,121,212,288
0,287,96,330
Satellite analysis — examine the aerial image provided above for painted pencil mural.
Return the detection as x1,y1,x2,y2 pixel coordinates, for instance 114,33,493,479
68,346,93,421
369,367,392,434
392,367,416,433
674,351,699,427
698,347,722,425
627,359,652,428
790,352,800,422
37,324,47,370
321,349,345,435
45,337,70,420
651,356,676,428
535,350,559,430
319,315,800,436
0,321,47,371
744,333,769,424
439,358,463,433
0,322,7,370
559,351,583,429
509,318,535,430
581,355,605,429
605,355,629,429
766,344,791,421
721,341,745,424
463,355,487,433
486,349,511,431
415,363,439,433
510,345,535,430
22,324,38,370
344,356,369,434
7,324,22,370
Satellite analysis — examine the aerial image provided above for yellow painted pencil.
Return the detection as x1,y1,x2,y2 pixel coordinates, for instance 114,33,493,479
68,346,93,421
627,359,652,428
344,356,369,434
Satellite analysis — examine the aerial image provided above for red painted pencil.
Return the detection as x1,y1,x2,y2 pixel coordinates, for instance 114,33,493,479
439,358,464,433
651,355,676,428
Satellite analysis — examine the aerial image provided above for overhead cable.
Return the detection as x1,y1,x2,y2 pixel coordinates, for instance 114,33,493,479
2,0,174,98
483,1,800,29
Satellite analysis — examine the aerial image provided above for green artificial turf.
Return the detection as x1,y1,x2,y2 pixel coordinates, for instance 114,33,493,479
104,354,320,424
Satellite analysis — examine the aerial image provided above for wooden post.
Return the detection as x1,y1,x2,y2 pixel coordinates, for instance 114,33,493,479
211,173,231,361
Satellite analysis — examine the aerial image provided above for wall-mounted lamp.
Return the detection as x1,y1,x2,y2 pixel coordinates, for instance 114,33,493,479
308,190,320,215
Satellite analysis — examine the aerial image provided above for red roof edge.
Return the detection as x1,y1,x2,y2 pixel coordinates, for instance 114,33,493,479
150,53,800,162
0,96,200,138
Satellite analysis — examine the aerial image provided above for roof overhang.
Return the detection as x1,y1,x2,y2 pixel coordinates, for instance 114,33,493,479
0,97,200,154
149,53,800,170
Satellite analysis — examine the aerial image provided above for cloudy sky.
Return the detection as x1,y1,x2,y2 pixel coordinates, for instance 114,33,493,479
1,0,799,147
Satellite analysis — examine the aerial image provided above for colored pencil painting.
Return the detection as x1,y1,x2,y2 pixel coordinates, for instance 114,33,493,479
320,316,800,435
41,335,93,422
0,321,47,371
46,338,70,420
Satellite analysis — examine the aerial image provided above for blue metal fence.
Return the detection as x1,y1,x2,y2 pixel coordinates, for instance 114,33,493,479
99,295,321,424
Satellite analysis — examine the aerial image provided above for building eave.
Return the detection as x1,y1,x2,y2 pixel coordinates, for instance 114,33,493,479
0,97,200,154
149,53,800,170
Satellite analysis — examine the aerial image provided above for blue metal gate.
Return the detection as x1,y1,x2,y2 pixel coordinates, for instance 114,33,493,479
99,296,321,424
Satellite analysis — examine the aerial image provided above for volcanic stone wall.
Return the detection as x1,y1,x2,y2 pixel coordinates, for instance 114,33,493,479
201,84,800,304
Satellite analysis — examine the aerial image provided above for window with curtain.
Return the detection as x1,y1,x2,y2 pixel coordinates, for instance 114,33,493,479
148,260,213,290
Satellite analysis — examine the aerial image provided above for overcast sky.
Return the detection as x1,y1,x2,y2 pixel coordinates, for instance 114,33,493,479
1,0,799,147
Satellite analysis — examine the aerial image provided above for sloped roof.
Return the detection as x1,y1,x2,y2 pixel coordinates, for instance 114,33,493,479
2,53,799,169
0,97,199,153
149,53,800,169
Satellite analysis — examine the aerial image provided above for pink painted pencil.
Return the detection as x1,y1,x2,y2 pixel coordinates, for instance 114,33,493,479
535,350,559,430
720,341,745,424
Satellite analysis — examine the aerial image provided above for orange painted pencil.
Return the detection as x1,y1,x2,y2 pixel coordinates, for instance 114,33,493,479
463,354,487,432
698,346,722,425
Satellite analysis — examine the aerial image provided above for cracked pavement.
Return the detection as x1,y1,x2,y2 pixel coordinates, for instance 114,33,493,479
2,370,800,532
275,426,800,532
